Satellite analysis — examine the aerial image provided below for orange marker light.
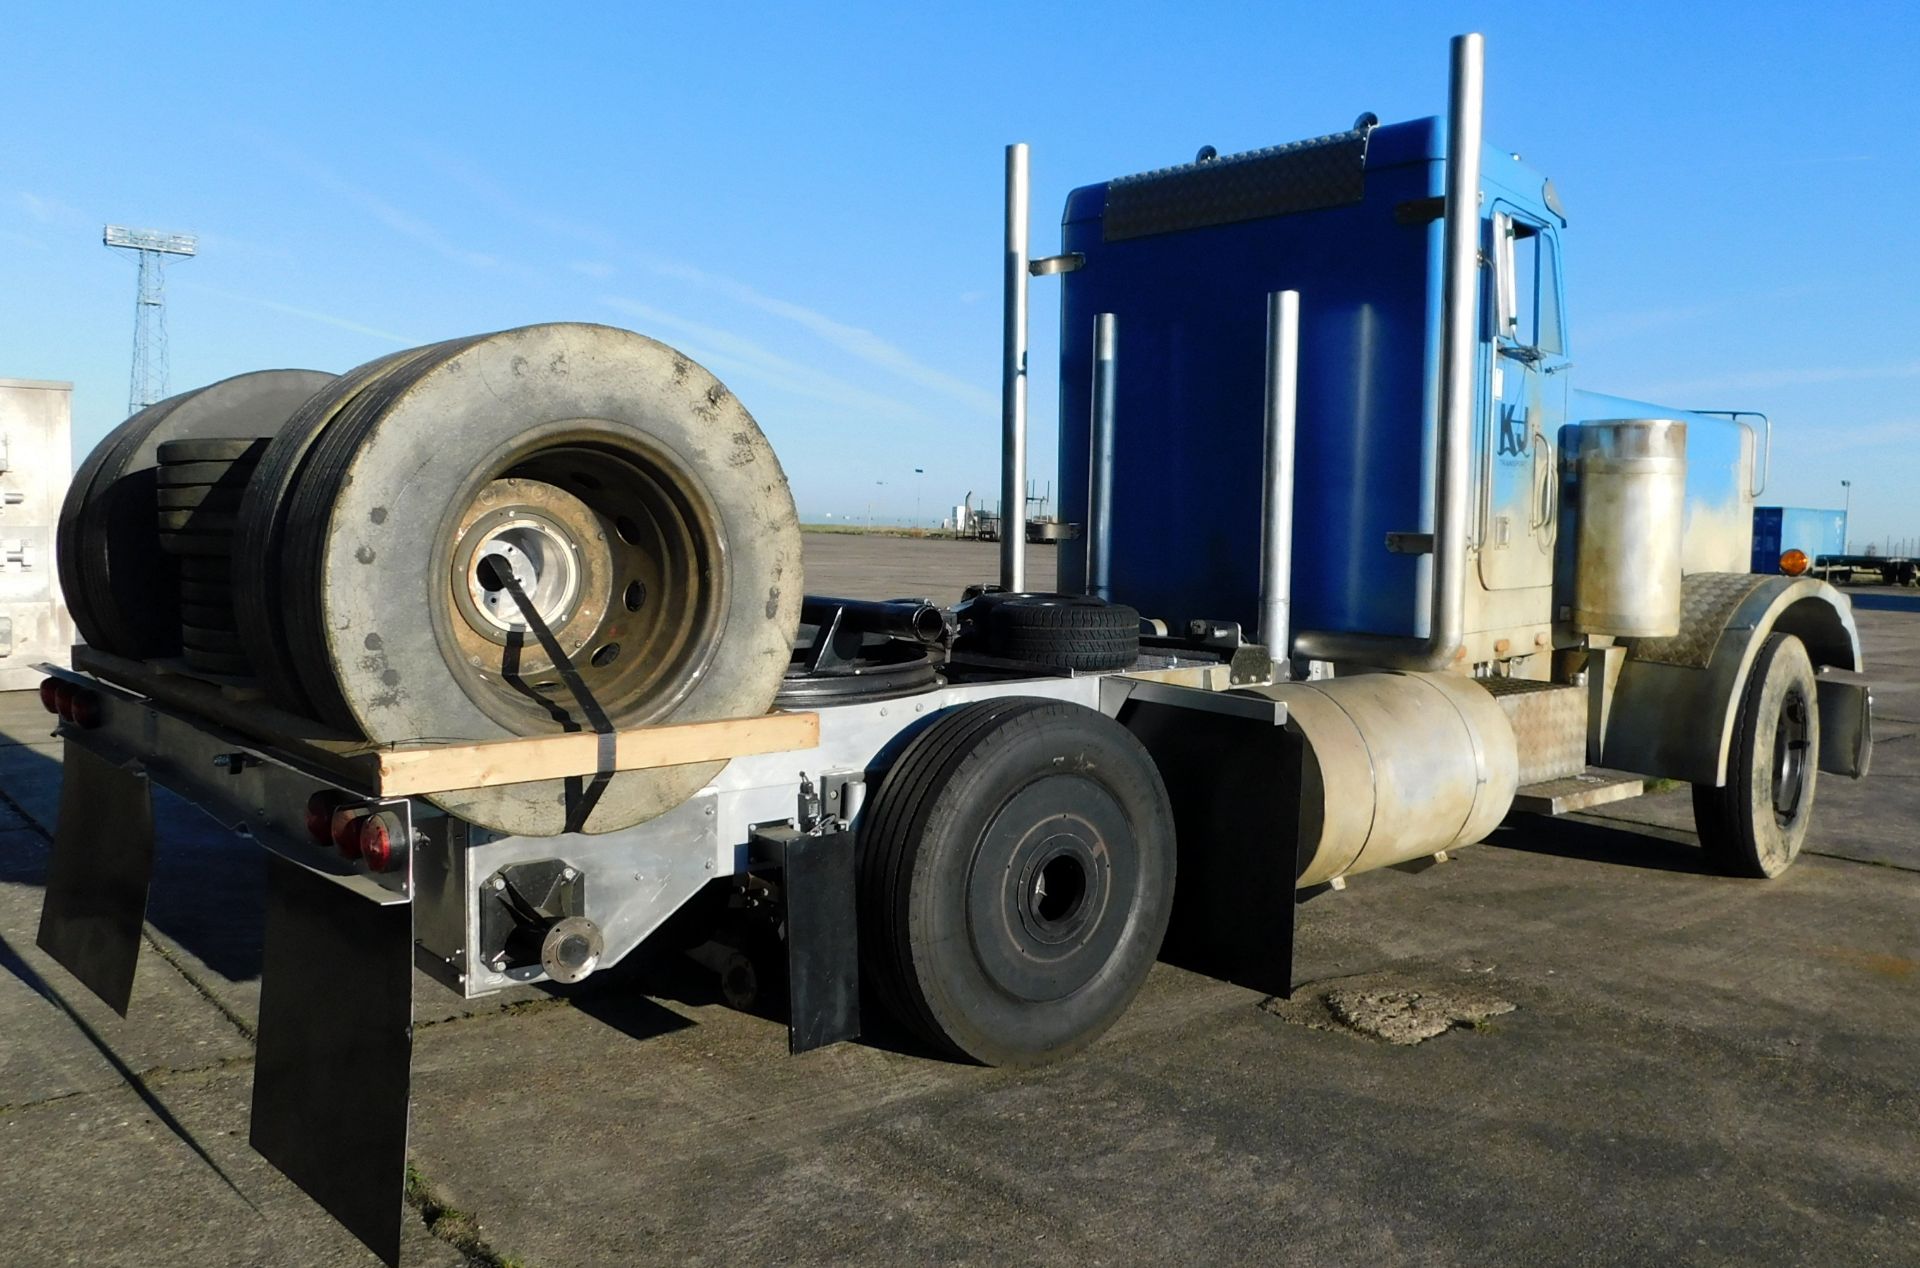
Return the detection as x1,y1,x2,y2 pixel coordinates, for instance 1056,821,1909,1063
1780,549,1810,576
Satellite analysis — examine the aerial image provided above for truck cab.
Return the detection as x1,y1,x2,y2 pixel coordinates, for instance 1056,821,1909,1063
1053,115,1761,674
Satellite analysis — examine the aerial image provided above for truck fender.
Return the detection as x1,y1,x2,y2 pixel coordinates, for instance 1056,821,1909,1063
1599,573,1864,786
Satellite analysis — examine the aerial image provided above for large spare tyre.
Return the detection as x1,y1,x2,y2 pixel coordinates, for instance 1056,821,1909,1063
237,323,803,837
56,370,335,658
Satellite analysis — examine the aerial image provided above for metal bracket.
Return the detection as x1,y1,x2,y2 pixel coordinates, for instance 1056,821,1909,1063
1028,252,1085,276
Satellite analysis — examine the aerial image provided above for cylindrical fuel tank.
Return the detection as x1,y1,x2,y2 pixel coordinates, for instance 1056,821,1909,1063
1243,671,1519,887
1573,419,1687,637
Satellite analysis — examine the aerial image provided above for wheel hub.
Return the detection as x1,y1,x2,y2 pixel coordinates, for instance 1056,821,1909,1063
1772,686,1812,825
449,479,607,669
968,778,1131,1004
460,511,585,635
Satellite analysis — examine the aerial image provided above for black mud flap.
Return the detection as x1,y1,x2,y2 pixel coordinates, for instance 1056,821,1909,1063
250,853,413,1267
753,825,862,1054
36,739,156,1015
1117,691,1304,999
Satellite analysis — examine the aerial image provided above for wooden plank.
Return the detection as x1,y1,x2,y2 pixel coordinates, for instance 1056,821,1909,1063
372,710,821,797
70,644,820,798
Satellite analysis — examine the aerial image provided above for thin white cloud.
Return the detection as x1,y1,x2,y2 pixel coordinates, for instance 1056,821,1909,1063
185,282,418,345
1642,359,1920,398
405,147,994,414
14,192,85,226
599,294,952,427
637,258,998,414
244,136,547,285
1577,302,1721,346
1794,418,1920,453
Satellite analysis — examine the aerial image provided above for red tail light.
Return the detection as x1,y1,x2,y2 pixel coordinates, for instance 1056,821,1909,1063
65,689,102,729
359,813,397,872
305,791,349,845
330,806,367,859
47,682,101,728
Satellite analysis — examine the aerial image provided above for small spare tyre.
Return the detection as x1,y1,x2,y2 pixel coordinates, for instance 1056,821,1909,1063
980,593,1139,672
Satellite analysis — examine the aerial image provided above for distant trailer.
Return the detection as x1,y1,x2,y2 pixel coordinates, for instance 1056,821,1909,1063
1811,554,1918,587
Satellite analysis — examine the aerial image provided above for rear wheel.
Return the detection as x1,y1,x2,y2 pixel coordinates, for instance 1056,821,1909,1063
1692,633,1819,878
858,697,1175,1066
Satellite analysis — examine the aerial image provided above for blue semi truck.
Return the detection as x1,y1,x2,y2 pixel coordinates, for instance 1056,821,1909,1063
33,33,1876,1263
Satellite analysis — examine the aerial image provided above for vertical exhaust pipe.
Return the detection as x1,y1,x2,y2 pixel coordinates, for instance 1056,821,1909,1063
1000,143,1030,591
1086,312,1117,600
1293,32,1485,671
1258,291,1300,676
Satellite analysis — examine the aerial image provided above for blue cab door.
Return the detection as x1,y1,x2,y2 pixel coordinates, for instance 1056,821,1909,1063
1478,207,1569,592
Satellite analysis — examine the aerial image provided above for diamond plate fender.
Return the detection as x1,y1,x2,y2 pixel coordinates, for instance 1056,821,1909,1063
1600,573,1864,785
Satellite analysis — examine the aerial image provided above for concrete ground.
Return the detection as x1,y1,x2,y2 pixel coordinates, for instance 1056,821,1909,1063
2,533,1915,1266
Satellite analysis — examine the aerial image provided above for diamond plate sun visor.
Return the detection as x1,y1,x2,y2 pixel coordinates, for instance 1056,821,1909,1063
1102,125,1372,242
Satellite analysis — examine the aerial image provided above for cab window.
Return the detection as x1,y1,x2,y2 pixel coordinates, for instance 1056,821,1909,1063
1494,215,1564,357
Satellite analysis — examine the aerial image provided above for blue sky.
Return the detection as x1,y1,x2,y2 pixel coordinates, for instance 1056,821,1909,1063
4,2,1917,545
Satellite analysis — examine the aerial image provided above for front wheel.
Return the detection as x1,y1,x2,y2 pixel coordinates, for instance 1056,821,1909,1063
1692,633,1820,878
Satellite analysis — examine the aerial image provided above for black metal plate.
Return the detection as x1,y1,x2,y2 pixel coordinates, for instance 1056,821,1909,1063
36,740,155,1016
1119,700,1303,998
250,855,413,1267
764,826,861,1054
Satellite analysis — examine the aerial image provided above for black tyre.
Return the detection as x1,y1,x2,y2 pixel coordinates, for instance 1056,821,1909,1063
1692,633,1820,878
240,324,803,836
55,370,329,656
859,697,1175,1066
984,593,1139,672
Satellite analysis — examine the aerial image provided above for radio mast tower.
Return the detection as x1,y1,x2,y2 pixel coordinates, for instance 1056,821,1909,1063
103,224,197,415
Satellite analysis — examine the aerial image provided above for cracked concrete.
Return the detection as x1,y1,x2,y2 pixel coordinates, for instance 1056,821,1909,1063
1,544,1915,1266
1262,973,1517,1044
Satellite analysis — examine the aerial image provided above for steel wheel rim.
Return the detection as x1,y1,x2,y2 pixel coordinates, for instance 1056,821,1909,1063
433,434,725,733
1771,684,1812,825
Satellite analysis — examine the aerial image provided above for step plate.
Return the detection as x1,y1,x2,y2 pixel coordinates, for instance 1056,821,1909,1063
1512,768,1646,816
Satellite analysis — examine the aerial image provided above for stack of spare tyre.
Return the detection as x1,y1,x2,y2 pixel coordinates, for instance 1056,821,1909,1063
57,324,803,836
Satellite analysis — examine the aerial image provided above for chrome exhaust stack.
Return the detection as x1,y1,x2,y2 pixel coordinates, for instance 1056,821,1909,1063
1000,142,1030,591
1258,291,1301,678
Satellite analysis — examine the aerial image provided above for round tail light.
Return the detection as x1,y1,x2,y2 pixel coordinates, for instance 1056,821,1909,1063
330,807,367,859
305,791,348,845
1780,549,1811,576
65,689,102,729
359,813,397,873
38,678,60,713
359,810,407,872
